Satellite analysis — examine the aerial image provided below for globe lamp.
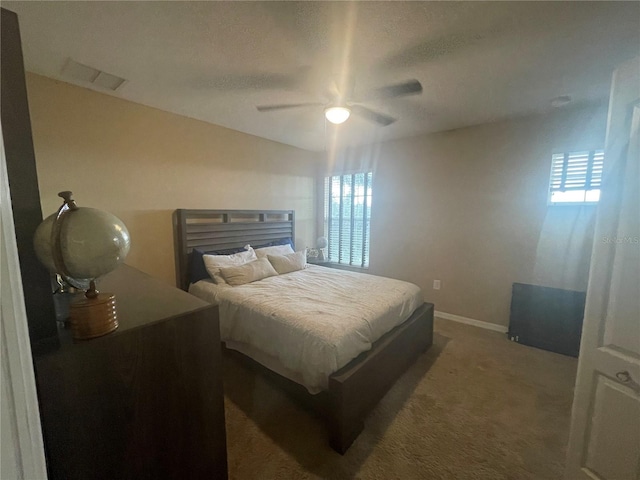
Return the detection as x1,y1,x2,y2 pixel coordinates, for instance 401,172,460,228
316,236,328,261
34,191,131,340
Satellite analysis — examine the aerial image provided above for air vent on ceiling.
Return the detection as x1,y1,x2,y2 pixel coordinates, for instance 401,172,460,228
61,59,126,92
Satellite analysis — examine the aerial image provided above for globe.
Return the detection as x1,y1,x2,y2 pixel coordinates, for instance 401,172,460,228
34,193,131,290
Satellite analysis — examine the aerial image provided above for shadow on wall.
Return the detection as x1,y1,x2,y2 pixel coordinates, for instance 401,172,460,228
533,205,597,292
115,209,175,285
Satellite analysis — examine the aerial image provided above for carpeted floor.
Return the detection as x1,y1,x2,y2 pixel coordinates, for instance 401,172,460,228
223,318,578,479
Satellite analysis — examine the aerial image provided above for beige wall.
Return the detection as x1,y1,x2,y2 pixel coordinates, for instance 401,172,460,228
28,71,606,327
324,105,607,327
27,74,318,286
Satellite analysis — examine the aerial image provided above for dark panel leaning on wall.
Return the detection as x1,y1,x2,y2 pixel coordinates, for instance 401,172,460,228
1,8,57,344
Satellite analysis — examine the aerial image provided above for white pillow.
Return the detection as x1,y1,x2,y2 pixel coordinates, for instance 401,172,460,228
219,258,278,286
267,251,307,275
203,247,257,284
255,244,294,259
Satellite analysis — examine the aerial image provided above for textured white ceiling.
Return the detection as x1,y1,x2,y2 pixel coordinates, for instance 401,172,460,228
5,1,640,151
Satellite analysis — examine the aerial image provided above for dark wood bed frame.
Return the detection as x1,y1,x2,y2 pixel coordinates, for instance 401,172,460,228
173,209,434,453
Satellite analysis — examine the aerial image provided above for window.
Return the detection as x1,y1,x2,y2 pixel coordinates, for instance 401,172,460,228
324,172,372,267
548,149,604,204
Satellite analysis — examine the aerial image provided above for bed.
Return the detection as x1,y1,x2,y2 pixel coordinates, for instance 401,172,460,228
173,209,434,453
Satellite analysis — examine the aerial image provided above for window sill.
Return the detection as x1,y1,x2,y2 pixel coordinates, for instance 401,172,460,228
318,262,369,272
547,202,599,207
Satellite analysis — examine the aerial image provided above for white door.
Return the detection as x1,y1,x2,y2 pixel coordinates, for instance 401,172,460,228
1,124,49,477
564,57,640,480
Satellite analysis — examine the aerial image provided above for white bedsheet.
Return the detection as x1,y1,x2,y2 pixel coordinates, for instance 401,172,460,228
189,265,423,393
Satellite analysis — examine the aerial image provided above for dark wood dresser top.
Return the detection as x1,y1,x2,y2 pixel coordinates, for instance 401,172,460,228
38,264,211,351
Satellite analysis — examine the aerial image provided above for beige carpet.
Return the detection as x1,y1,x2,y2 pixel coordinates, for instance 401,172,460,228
223,318,578,479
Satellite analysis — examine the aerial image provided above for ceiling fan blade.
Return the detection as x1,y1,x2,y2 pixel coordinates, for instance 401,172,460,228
351,105,397,126
359,79,423,101
376,26,511,72
256,102,323,112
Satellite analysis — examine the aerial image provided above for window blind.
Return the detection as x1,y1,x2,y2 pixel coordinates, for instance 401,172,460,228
325,172,372,267
549,150,604,192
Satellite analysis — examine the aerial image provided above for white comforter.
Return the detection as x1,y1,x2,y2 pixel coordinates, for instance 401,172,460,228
189,265,422,393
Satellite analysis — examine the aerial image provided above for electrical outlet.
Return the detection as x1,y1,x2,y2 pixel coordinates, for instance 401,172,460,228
433,280,441,290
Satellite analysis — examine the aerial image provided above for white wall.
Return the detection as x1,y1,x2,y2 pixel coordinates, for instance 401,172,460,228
321,104,608,327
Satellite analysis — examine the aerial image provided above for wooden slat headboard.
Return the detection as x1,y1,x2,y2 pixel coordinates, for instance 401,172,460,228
173,209,295,290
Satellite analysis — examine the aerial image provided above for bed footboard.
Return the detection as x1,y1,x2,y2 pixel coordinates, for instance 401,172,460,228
327,302,434,453
222,303,434,454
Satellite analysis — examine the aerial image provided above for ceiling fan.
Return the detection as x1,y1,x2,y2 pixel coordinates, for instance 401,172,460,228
255,79,423,127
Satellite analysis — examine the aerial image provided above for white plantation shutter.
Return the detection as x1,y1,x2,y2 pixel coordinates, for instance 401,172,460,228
325,172,372,267
549,149,604,203
550,150,605,191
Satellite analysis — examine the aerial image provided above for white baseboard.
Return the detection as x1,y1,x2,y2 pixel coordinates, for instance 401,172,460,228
435,310,508,333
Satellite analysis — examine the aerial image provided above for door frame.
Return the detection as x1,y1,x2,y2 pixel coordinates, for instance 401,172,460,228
0,125,48,479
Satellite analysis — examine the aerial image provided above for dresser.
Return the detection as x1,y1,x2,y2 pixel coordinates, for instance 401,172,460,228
33,265,227,480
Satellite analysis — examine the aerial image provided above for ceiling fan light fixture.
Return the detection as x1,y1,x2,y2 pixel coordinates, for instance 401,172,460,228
324,106,351,124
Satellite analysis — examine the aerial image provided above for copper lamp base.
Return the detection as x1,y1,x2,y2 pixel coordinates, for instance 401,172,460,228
69,292,118,340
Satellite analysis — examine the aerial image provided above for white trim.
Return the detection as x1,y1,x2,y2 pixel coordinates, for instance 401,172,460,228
435,310,509,333
0,125,48,479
